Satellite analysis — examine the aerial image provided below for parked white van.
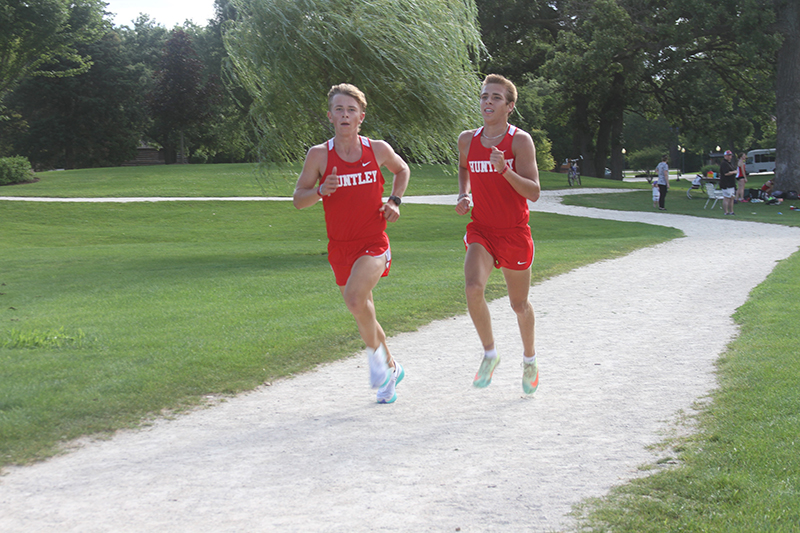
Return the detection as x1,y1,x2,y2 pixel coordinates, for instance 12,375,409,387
746,148,776,174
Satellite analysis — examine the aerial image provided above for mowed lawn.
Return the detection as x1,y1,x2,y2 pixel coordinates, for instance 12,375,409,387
4,163,800,531
1,164,678,467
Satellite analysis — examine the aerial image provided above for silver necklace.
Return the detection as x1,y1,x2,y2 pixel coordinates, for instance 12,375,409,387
481,126,508,140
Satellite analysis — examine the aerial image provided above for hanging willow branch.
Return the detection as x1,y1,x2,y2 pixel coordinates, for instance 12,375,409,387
224,0,485,163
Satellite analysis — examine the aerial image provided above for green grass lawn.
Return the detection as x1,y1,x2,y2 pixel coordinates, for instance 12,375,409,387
3,162,642,198
0,168,679,466
3,163,800,531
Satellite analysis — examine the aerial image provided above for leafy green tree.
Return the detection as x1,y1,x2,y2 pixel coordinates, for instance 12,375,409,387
224,0,484,164
117,15,170,76
773,0,800,190
476,0,558,77
5,31,148,169
147,30,221,163
542,0,647,179
0,0,106,103
184,0,256,162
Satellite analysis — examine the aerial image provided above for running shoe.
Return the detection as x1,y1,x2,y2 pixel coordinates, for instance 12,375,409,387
376,362,404,404
368,344,390,389
522,359,539,394
473,356,500,388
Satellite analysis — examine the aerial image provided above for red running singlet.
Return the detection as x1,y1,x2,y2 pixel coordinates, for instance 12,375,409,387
467,125,529,230
321,136,386,243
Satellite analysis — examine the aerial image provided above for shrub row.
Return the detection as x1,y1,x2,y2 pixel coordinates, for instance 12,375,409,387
0,156,34,186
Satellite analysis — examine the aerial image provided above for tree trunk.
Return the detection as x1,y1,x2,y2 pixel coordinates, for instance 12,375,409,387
774,0,800,191
179,131,187,164
572,97,595,177
609,111,624,180
594,116,611,180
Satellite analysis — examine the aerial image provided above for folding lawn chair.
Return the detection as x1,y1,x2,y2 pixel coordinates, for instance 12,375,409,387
686,174,703,199
704,182,724,209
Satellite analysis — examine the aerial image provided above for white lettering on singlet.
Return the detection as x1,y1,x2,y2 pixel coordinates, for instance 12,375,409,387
469,158,515,174
337,169,378,187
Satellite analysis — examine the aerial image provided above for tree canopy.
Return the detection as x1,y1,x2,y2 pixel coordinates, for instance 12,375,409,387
1,0,796,186
148,30,221,163
0,0,107,102
224,0,485,163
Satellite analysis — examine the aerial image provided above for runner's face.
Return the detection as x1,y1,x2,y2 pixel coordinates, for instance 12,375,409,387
480,83,512,122
328,94,364,134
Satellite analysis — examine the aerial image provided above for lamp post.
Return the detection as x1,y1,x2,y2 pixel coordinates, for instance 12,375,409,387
621,148,626,179
681,147,686,175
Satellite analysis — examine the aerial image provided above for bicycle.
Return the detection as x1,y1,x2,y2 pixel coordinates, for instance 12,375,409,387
567,158,581,187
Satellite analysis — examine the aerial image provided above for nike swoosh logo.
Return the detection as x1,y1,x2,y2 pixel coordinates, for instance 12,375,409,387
362,161,370,167
517,261,526,265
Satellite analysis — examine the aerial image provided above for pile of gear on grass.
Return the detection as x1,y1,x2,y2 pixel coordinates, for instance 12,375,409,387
686,174,800,210
745,178,799,208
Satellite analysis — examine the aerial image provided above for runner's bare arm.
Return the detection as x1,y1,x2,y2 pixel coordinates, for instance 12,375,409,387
494,132,539,202
373,140,410,199
455,131,474,215
373,140,409,222
293,145,332,209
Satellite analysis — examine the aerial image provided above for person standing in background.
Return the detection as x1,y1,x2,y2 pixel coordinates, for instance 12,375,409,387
719,150,737,215
736,153,748,202
652,178,660,208
655,155,669,211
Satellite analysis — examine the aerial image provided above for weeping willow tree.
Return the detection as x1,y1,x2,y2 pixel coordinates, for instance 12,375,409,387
224,0,485,163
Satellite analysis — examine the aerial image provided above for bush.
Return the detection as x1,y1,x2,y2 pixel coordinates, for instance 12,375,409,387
700,164,718,177
0,156,34,185
626,145,665,173
189,148,211,164
530,129,556,172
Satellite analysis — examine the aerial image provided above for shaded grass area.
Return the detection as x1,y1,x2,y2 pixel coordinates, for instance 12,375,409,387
574,249,800,531
0,200,679,466
2,162,643,198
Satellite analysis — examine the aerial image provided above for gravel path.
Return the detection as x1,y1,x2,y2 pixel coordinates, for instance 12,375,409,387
2,190,799,532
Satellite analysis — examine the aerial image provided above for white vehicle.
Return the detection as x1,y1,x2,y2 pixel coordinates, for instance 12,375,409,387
745,148,776,174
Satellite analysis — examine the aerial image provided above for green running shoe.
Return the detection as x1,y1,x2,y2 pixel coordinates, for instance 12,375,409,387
522,359,539,394
473,356,500,388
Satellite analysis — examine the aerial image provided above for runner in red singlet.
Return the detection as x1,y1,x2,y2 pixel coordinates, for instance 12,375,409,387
293,84,410,404
455,74,541,394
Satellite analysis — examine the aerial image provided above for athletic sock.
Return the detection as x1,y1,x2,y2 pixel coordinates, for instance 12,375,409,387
484,348,498,360
523,354,536,364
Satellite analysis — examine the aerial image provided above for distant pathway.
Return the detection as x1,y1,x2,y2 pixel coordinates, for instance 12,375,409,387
1,191,799,532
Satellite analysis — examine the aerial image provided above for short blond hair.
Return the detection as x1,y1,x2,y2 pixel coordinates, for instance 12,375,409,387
482,74,517,105
327,83,367,112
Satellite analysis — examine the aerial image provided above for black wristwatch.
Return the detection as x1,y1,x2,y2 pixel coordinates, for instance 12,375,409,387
388,195,402,206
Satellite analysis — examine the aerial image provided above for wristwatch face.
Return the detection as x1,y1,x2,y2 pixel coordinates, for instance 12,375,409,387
389,195,401,205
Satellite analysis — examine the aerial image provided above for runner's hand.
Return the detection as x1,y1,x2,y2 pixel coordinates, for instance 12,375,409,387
380,201,400,222
490,146,506,173
455,194,471,215
320,166,339,196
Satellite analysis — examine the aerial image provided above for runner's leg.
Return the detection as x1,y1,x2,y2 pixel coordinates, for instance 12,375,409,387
464,243,496,351
502,267,535,358
340,254,393,365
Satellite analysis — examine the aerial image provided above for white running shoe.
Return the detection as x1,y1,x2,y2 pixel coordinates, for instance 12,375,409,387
368,344,390,389
377,362,404,404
